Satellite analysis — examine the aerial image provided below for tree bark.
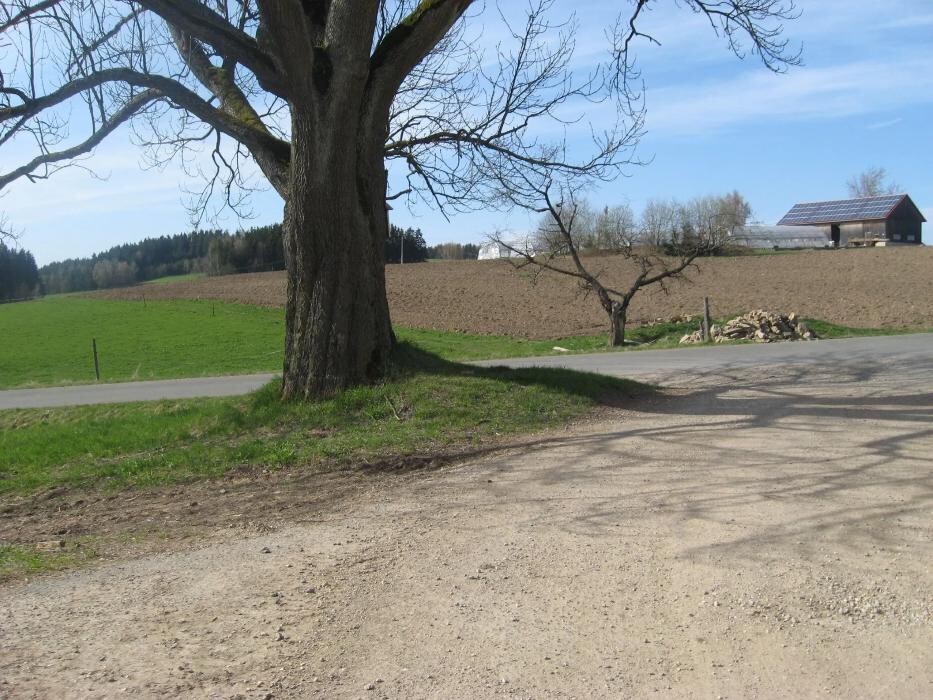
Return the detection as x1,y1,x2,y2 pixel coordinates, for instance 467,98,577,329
609,303,626,347
280,111,394,400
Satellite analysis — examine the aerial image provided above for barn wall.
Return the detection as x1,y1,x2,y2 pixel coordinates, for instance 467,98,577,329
885,199,924,244
886,217,923,244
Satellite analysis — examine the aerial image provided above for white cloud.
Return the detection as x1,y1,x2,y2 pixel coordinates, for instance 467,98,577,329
882,13,933,29
2,171,180,223
867,117,904,130
789,0,933,40
643,54,933,136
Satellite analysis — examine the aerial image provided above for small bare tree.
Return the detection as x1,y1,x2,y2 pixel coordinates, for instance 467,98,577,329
847,168,901,198
492,184,713,346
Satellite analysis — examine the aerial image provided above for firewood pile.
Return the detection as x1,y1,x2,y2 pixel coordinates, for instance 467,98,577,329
680,310,818,344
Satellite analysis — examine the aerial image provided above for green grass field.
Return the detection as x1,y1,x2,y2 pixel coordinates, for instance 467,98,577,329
0,297,283,389
0,297,701,389
3,296,617,389
0,296,923,390
142,273,205,285
2,292,917,500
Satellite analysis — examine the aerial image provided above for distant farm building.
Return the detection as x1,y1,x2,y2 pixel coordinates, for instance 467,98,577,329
777,194,925,247
730,224,829,249
478,235,538,260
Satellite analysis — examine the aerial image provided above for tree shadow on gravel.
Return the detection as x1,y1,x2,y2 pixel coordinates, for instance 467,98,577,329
411,354,933,568
5,345,929,580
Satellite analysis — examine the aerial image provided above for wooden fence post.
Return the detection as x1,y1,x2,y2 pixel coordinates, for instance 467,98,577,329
92,338,100,381
703,297,712,342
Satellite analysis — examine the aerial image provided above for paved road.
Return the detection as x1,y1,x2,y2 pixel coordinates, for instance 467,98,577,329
476,332,933,383
0,373,277,410
1,333,930,409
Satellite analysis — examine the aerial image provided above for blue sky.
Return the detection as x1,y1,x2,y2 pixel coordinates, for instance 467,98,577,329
3,0,931,266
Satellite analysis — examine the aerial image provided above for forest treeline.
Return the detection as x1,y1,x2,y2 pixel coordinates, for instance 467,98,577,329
39,225,284,294
0,242,41,302
34,224,480,295
385,227,479,263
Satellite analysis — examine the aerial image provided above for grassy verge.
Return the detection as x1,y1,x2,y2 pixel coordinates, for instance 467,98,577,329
0,542,98,582
395,320,698,361
0,343,642,498
399,318,927,360
802,319,922,339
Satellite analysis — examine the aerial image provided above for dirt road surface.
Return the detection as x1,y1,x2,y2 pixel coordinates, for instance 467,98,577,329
2,356,932,698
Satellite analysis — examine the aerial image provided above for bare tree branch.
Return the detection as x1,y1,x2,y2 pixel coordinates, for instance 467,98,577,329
0,0,63,34
382,0,645,217
1,65,289,193
0,89,159,189
370,0,475,110
0,211,20,242
135,0,284,95
847,167,901,198
612,0,801,82
1,0,797,234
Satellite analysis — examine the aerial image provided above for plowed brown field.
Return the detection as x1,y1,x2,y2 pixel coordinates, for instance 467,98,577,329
95,247,933,338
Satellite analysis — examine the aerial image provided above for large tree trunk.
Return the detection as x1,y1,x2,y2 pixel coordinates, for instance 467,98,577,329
280,112,394,400
260,2,466,400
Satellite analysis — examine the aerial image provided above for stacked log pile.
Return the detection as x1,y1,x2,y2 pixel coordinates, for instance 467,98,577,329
680,310,818,344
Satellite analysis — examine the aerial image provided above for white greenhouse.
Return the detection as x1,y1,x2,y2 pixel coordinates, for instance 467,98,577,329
730,225,829,249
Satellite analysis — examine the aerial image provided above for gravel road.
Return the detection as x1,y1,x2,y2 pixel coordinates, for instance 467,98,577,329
1,345,931,698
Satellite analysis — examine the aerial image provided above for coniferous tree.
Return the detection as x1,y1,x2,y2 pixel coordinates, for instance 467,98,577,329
385,226,428,264
0,243,41,301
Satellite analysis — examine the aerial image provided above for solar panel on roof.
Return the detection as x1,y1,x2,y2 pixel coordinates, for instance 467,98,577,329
777,194,904,225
